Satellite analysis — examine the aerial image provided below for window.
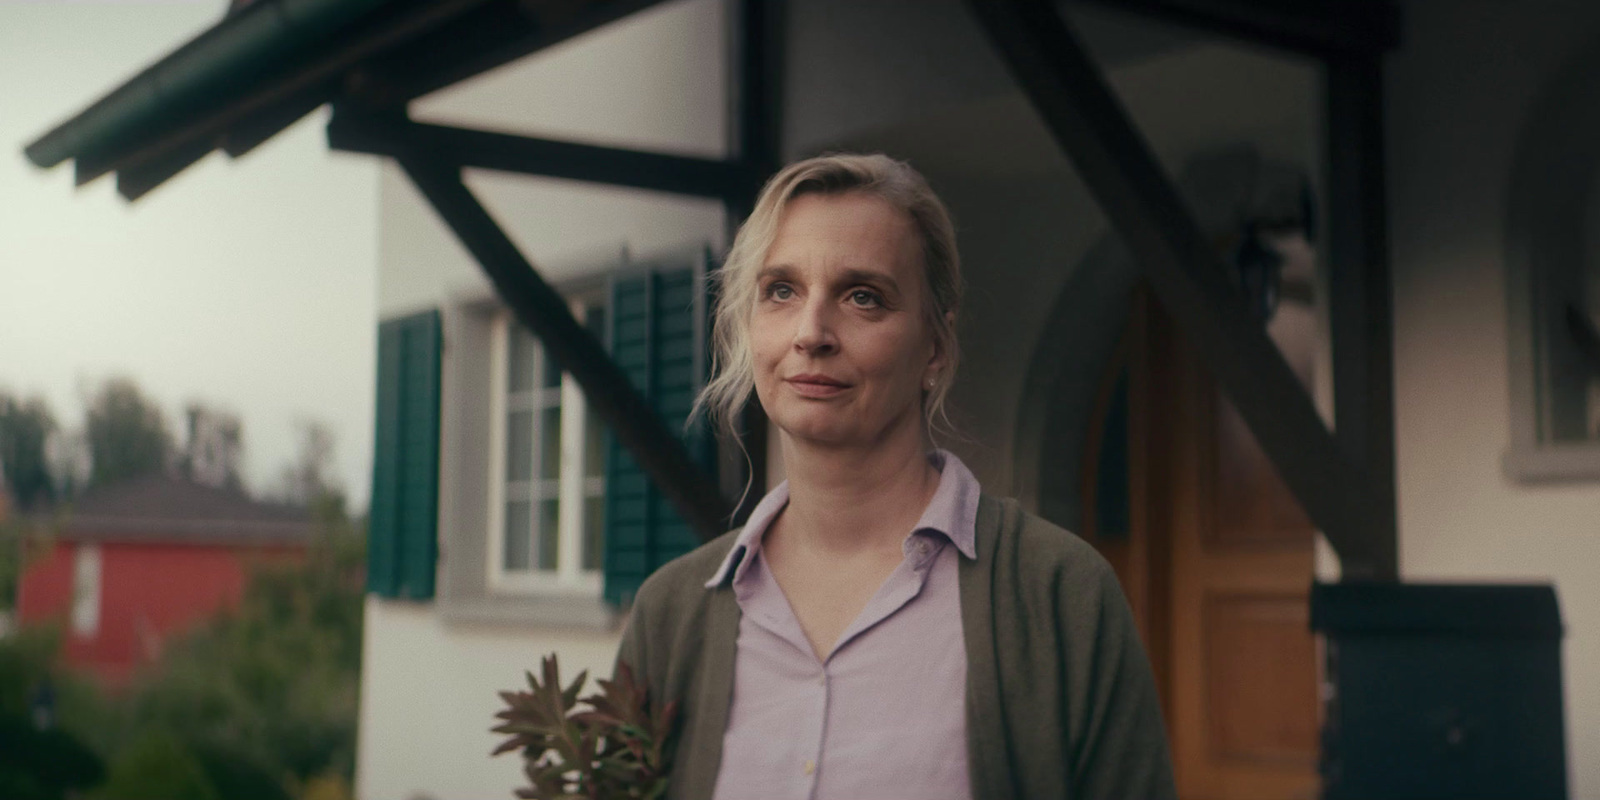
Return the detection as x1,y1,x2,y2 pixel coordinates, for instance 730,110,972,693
488,296,608,593
1504,45,1600,481
71,543,101,637
411,249,714,622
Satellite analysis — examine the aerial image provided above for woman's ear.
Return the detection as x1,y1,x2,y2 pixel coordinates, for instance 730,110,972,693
925,310,957,375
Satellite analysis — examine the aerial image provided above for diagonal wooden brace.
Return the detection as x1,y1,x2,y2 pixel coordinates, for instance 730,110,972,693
968,0,1395,579
368,137,733,542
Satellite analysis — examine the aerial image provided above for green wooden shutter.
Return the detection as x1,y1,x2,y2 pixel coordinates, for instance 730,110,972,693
368,309,442,600
603,258,716,606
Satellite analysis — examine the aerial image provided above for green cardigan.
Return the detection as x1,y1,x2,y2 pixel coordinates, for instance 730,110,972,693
615,494,1177,800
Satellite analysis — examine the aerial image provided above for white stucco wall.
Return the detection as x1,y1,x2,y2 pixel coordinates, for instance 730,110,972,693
377,0,728,319
1387,2,1600,796
356,598,622,800
358,2,727,798
360,0,1600,796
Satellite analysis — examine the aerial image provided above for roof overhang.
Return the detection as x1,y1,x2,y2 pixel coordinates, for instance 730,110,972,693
24,0,668,200
24,0,1397,201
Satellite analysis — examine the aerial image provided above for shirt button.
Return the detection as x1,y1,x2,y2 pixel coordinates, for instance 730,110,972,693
804,760,816,776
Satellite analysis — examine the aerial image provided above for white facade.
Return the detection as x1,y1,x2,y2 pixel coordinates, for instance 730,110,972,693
1387,2,1600,795
357,2,727,798
357,1,1600,798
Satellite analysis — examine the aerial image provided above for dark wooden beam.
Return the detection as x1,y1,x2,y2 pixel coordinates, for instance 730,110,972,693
69,0,487,190
327,112,757,201
221,86,330,159
394,154,734,542
731,0,783,199
719,0,784,522
968,0,1388,573
1567,304,1600,378
1326,55,1399,580
114,136,213,201
1071,0,1399,58
75,0,671,198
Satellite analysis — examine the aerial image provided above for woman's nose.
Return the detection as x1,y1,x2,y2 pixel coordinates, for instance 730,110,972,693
793,298,838,355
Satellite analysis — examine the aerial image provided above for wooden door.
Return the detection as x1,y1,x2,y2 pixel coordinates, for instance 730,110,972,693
1085,287,1320,800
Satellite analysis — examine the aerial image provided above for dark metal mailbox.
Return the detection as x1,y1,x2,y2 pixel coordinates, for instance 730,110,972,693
1310,582,1567,800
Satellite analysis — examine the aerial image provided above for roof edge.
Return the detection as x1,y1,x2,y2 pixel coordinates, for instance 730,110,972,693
24,0,388,171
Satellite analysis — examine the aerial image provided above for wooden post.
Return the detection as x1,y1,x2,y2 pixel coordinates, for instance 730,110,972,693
720,0,785,523
394,154,733,542
967,0,1389,571
1326,55,1399,580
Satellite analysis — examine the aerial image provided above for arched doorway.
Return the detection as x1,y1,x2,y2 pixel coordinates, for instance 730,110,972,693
1016,146,1324,800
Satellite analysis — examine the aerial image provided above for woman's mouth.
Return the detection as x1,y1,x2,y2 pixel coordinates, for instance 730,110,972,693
786,374,850,398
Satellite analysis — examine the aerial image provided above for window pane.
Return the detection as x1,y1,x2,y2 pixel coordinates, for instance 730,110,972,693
542,346,563,390
504,500,531,571
507,410,533,482
585,407,606,479
540,406,563,480
509,325,535,392
537,497,560,570
583,494,605,572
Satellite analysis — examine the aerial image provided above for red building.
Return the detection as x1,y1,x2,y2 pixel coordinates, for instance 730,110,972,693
16,475,311,685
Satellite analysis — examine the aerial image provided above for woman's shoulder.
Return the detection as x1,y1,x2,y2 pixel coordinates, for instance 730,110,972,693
629,528,743,615
977,493,1122,593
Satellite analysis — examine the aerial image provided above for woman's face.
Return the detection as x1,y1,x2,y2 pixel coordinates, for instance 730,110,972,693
750,191,942,449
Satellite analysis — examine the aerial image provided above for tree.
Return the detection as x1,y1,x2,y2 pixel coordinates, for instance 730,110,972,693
0,392,63,610
84,378,172,488
176,404,243,491
94,731,217,800
0,393,58,512
0,629,106,800
43,430,90,504
95,499,367,793
277,420,340,508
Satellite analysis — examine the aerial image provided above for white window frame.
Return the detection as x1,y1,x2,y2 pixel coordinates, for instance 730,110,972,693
1502,47,1600,482
486,296,607,595
71,543,102,638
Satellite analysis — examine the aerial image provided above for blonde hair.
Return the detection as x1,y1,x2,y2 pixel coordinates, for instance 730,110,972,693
695,153,963,443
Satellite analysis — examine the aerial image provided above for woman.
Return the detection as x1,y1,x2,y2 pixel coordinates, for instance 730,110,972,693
617,154,1175,800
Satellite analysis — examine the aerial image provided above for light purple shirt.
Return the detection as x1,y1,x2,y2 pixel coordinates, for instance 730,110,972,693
705,450,980,800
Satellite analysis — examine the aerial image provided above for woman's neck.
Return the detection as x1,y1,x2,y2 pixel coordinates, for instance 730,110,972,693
773,422,940,558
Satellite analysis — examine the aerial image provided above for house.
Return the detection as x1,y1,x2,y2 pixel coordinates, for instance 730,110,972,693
20,0,1600,798
15,475,311,685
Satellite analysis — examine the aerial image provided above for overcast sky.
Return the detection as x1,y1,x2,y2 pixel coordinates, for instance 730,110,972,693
1,0,378,509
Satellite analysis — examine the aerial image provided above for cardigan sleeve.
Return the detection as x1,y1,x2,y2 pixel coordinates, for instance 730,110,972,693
1064,562,1178,800
614,603,649,688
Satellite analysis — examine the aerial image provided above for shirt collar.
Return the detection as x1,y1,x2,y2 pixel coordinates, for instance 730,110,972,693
705,448,981,589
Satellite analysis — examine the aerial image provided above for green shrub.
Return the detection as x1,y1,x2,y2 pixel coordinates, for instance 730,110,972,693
190,742,293,800
0,713,105,800
95,730,218,800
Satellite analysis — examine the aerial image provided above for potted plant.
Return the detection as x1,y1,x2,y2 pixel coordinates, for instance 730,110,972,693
492,656,676,800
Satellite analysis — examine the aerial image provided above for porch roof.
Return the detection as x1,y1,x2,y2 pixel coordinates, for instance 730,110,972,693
21,0,1406,575
23,0,666,200
24,0,1400,203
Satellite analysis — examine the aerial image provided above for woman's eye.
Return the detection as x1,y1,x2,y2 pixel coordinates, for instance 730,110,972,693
769,283,794,300
848,289,882,308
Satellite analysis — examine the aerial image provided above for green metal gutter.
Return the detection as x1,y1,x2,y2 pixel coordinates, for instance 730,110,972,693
24,0,391,170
